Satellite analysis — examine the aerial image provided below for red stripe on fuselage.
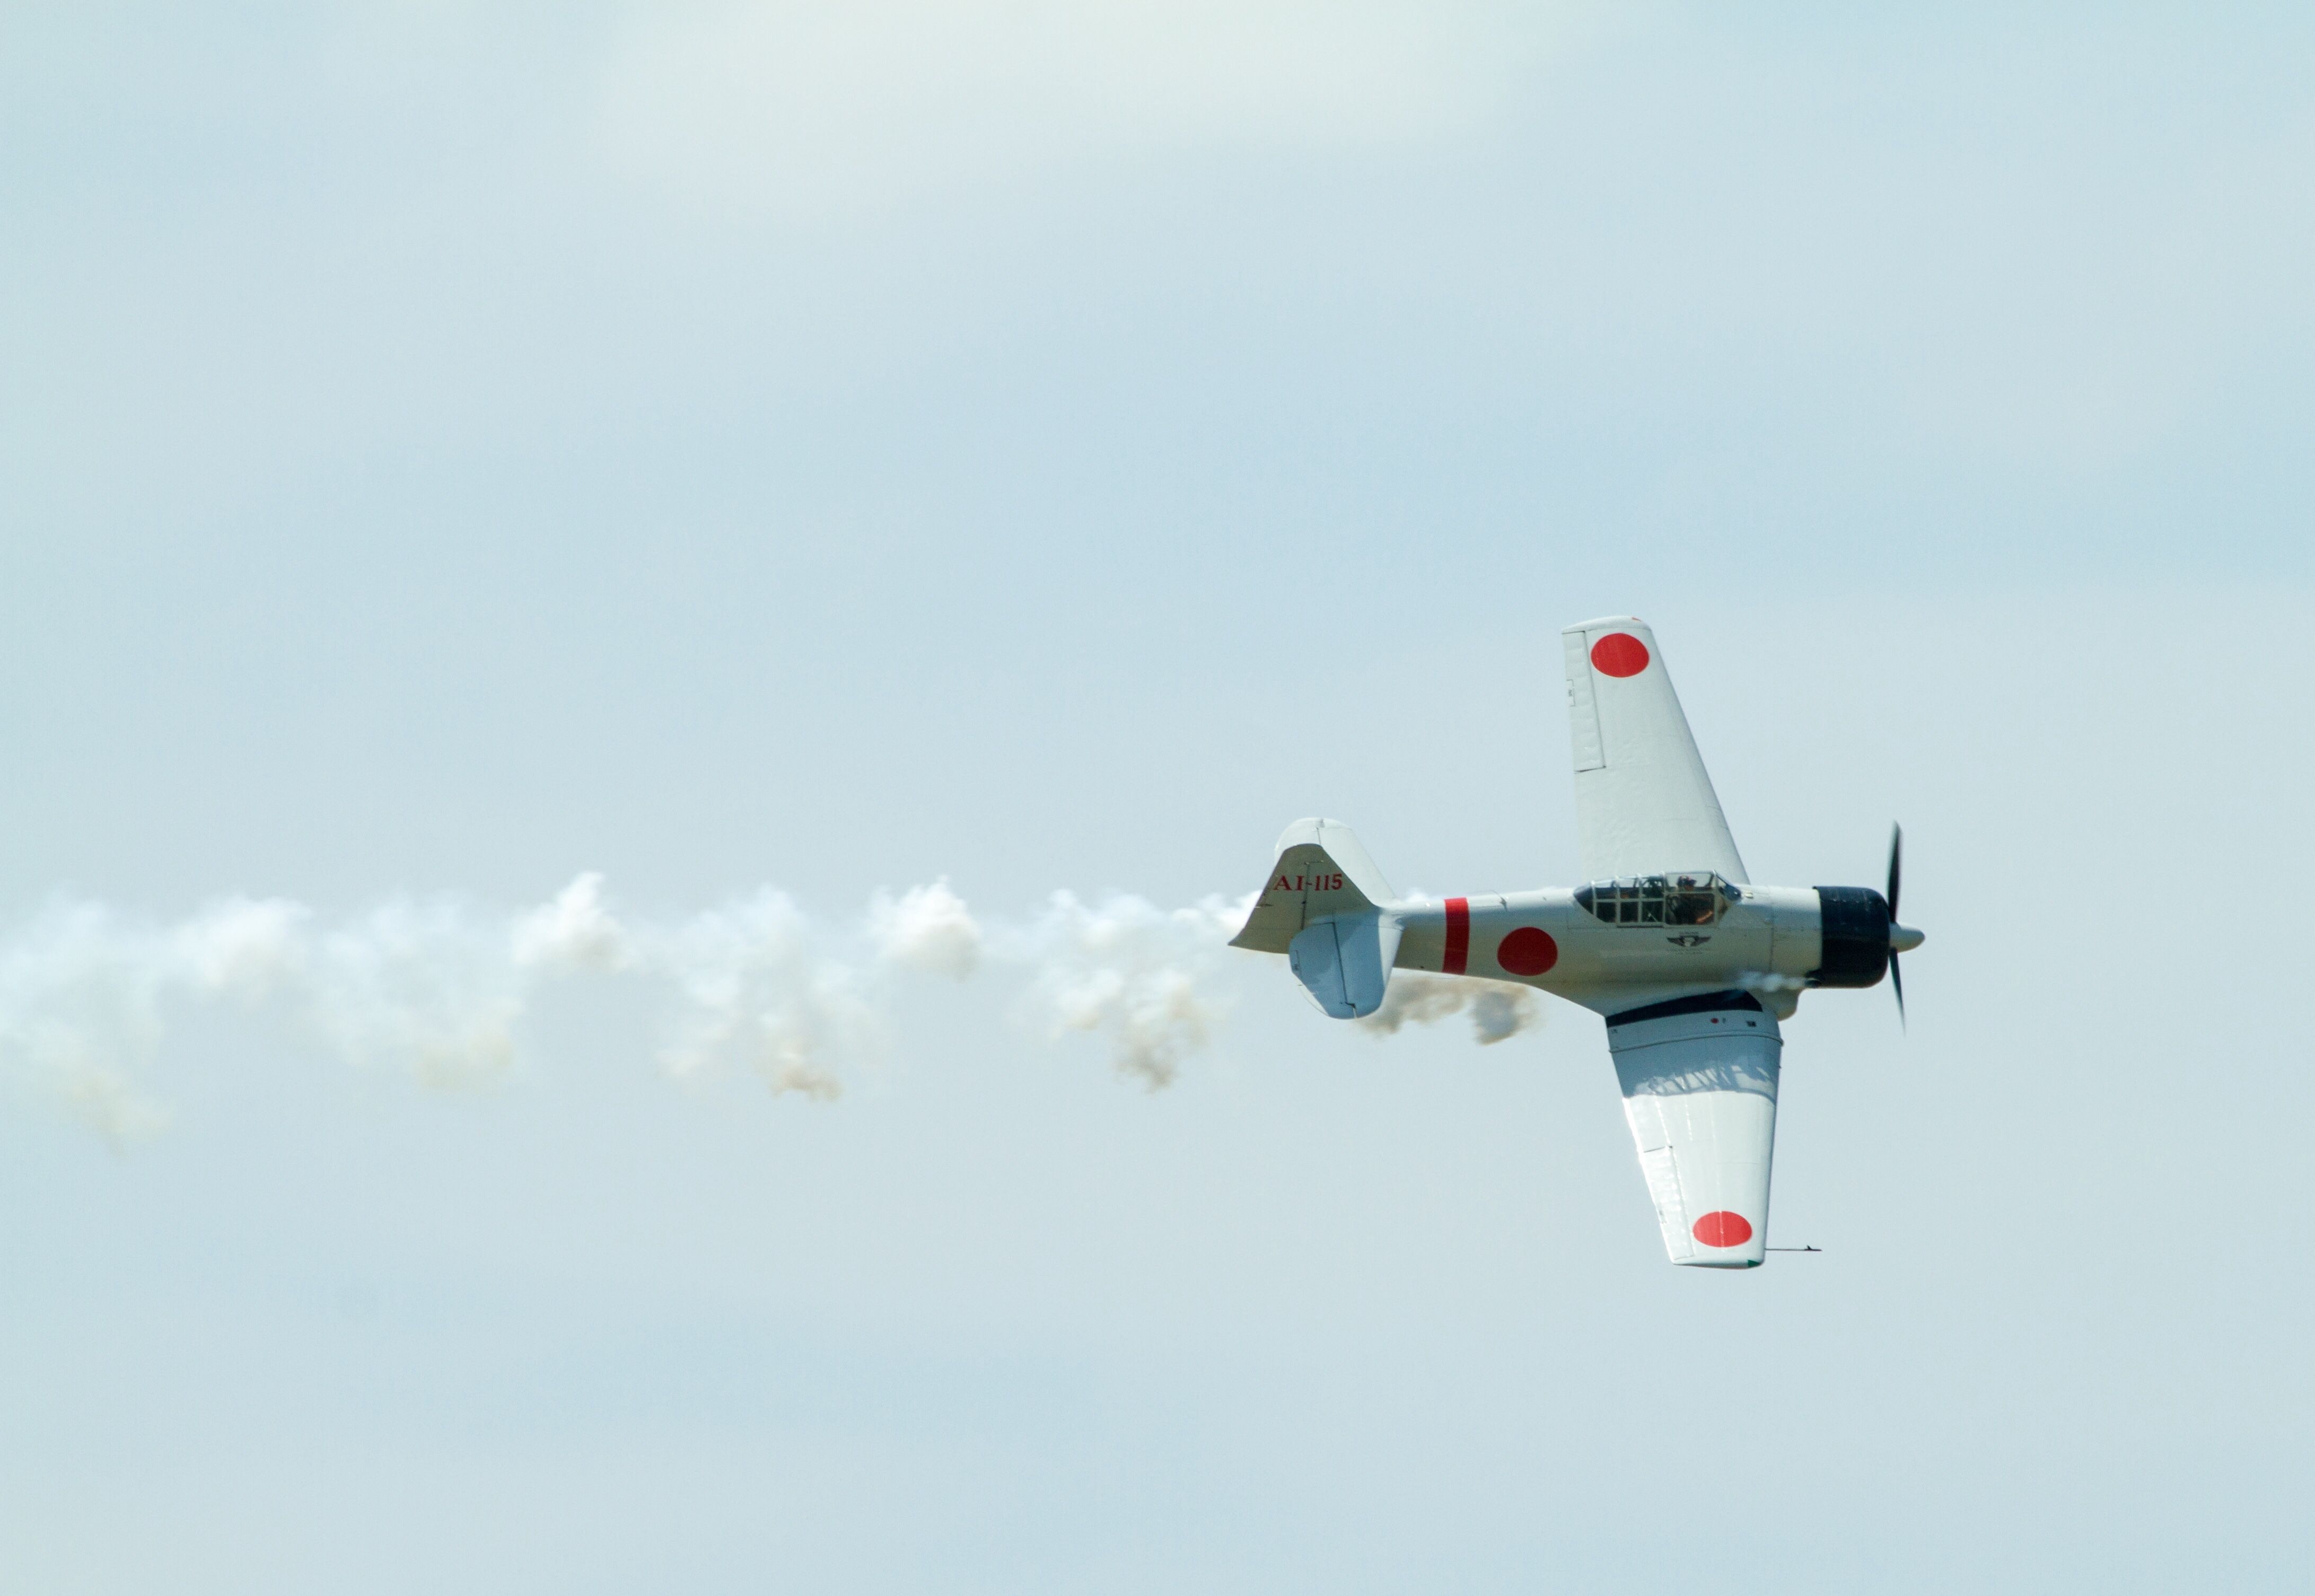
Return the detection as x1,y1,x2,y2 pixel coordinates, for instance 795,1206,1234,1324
1443,897,1470,975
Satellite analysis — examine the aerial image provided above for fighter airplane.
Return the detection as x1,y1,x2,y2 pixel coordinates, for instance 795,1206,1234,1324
1229,617,1922,1268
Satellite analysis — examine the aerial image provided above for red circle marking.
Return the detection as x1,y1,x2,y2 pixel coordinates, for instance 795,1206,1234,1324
1591,632,1651,677
1691,1211,1753,1248
1496,927,1558,977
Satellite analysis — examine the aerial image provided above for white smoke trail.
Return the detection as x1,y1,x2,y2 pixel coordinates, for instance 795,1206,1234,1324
867,879,981,979
0,874,1536,1138
645,888,876,1102
512,873,634,973
1355,972,1542,1045
0,902,177,1146
1004,891,1250,1090
308,900,530,1089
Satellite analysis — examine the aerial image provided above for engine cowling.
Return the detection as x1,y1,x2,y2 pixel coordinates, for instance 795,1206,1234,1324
1810,886,1891,988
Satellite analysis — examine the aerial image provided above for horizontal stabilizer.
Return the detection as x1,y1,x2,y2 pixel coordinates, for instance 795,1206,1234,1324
1289,911,1402,1019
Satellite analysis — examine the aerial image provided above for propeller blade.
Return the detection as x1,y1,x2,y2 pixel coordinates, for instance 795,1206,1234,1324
1890,950,1905,1031
1886,822,1903,922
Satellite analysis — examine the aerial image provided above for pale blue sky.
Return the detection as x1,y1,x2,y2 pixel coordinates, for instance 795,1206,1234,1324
3,6,2311,1592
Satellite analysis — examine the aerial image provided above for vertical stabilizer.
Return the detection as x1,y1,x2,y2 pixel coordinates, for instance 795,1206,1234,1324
1229,818,1403,1020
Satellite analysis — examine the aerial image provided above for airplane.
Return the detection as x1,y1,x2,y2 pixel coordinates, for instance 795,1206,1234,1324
1228,616,1922,1269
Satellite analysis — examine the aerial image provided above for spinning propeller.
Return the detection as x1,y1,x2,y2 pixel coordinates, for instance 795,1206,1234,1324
1886,822,1925,1028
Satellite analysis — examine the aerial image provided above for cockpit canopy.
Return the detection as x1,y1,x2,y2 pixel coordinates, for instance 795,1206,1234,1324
1574,872,1741,927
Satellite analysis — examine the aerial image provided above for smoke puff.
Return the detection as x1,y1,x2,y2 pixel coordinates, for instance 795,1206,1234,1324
0,902,174,1146
1743,971,1808,993
1467,987,1536,1045
174,898,311,997
868,879,981,978
1357,972,1542,1045
309,899,527,1089
512,873,633,972
1008,891,1243,1090
645,888,874,1101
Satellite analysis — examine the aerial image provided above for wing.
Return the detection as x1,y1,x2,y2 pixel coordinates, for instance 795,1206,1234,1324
1563,617,1748,883
1607,993,1782,1268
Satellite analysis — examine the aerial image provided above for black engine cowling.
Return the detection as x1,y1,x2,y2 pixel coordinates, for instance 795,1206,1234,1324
1810,887,1890,988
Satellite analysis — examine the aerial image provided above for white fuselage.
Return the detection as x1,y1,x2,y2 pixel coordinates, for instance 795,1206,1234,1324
1389,885,1826,1018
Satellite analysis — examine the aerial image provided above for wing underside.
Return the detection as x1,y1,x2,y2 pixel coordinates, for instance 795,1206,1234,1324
1563,617,1747,884
1607,996,1782,1268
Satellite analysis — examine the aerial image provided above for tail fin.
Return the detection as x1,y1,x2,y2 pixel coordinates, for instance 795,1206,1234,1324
1230,819,1402,1020
1229,819,1396,952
